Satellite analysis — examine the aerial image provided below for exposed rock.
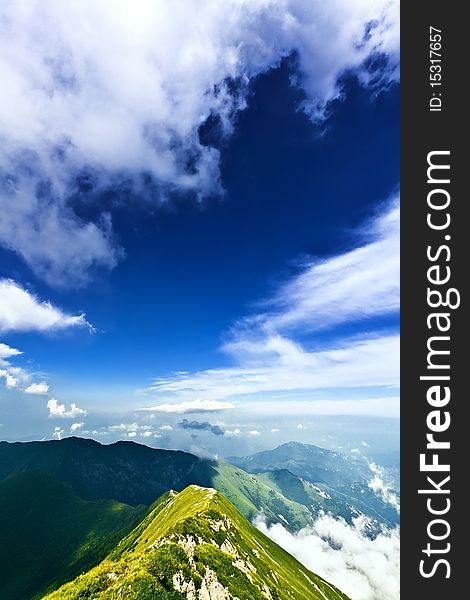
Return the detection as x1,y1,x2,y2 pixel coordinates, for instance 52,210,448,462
199,569,231,600
173,570,197,600
220,538,239,558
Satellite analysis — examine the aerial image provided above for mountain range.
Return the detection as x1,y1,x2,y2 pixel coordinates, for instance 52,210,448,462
0,437,398,599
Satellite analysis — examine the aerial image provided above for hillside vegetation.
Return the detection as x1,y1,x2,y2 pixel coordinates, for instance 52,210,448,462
44,485,351,600
0,471,145,600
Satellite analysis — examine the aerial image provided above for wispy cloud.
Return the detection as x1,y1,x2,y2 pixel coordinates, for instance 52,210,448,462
0,279,92,333
240,198,399,335
47,398,87,419
256,514,400,600
148,335,399,401
0,0,398,285
53,426,65,440
146,200,399,415
368,462,400,514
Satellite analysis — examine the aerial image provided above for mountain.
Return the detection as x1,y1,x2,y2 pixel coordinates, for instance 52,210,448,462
0,439,313,530
228,441,400,529
44,485,350,600
227,441,371,486
0,437,393,531
0,437,204,506
0,470,145,600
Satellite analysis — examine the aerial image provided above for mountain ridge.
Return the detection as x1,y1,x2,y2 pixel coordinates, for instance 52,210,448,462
44,484,351,600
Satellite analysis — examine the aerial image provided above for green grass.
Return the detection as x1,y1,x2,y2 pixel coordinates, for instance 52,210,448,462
44,485,351,600
0,471,145,600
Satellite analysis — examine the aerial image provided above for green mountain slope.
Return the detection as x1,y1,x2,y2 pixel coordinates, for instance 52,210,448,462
0,471,145,600
44,485,350,600
0,437,204,506
227,441,400,528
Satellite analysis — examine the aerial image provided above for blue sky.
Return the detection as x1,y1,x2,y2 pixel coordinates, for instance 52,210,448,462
0,0,399,458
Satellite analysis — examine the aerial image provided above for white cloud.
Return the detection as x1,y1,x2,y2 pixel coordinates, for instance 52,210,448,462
0,342,22,359
256,514,400,600
146,201,399,416
70,422,84,432
128,431,137,438
241,198,399,335
297,423,304,430
148,335,399,403
270,428,280,433
138,399,235,414
47,398,87,419
0,0,398,285
53,426,64,440
0,342,32,391
25,382,50,395
142,430,153,437
368,463,400,514
108,422,140,433
249,429,261,436
0,368,19,389
225,428,241,437
0,280,91,333
159,424,174,431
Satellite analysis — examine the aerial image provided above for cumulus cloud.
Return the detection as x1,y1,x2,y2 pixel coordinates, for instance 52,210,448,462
47,398,87,419
225,428,241,437
255,514,399,600
249,429,261,436
0,343,32,391
178,419,225,436
70,421,84,432
159,424,174,431
0,279,91,332
24,382,50,395
138,399,235,414
0,368,19,389
0,0,398,285
368,463,400,514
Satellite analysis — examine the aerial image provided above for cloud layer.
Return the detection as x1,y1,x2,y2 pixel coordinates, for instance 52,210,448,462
256,514,399,600
138,399,235,414
0,0,398,286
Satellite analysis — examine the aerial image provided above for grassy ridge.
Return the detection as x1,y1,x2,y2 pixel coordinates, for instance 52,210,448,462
45,485,351,600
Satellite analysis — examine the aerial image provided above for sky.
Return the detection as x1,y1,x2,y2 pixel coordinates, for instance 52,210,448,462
0,0,400,459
